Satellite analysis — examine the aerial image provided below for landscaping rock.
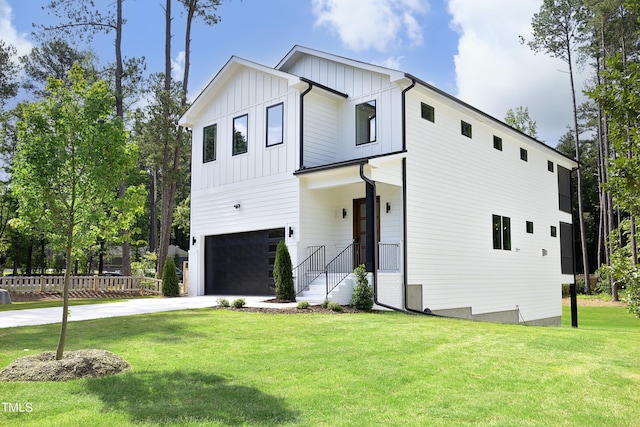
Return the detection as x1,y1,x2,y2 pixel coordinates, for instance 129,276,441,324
0,349,130,382
0,289,11,304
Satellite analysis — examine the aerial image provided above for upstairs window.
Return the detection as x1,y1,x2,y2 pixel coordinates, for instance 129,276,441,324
461,120,472,138
526,221,534,234
520,148,528,161
493,135,502,151
493,215,511,250
266,103,283,147
233,114,248,155
356,100,376,145
203,124,217,163
558,166,572,213
421,102,435,122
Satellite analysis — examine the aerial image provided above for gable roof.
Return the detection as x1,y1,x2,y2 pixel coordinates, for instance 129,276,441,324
179,56,303,128
276,45,406,83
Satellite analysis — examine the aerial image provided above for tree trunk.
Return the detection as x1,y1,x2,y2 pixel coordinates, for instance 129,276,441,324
149,168,158,253
56,236,73,360
567,44,590,294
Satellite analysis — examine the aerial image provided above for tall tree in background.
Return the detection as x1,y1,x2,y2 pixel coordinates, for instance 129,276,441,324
504,106,539,139
12,66,140,359
42,0,137,275
157,0,221,277
0,41,19,107
525,0,592,292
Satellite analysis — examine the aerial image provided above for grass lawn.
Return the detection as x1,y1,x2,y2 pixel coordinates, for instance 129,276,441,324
0,305,638,426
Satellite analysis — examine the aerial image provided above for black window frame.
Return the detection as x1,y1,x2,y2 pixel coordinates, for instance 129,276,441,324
421,102,435,122
493,135,502,151
232,114,249,156
551,225,557,237
266,102,284,147
526,221,534,234
355,100,377,146
548,160,554,172
461,120,472,138
493,215,511,250
520,148,528,161
203,123,217,163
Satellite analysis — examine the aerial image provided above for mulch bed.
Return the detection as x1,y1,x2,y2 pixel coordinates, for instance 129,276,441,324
0,349,130,382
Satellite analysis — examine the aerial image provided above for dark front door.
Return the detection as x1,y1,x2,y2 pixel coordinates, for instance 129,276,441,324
204,228,284,295
353,197,380,268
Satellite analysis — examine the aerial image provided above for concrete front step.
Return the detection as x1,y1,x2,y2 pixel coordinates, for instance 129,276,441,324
296,274,355,305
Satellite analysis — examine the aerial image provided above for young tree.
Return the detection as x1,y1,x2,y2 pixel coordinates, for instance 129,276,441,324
525,0,592,292
12,65,140,359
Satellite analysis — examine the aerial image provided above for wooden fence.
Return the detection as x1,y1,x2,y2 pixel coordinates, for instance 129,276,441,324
0,276,166,295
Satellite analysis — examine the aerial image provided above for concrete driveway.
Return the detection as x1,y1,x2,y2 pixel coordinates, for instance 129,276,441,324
0,296,298,329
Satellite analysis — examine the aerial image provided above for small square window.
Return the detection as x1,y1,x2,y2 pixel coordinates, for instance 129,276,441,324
526,221,534,234
203,124,217,163
421,102,435,122
461,120,472,138
493,135,502,151
233,114,248,155
551,225,557,237
520,148,528,161
548,160,554,172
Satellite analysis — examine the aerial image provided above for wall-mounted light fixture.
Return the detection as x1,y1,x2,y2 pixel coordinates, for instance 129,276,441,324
342,208,347,219
289,226,294,238
386,202,391,213
192,236,196,246
541,249,548,256
234,203,241,209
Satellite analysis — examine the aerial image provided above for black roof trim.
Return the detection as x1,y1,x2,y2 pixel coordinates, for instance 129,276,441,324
294,150,406,175
404,73,577,165
300,77,349,99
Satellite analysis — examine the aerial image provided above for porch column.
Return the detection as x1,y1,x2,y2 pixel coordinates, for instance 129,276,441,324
365,181,376,272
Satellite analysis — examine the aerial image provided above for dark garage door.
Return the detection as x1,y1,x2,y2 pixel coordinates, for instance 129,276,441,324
204,228,284,295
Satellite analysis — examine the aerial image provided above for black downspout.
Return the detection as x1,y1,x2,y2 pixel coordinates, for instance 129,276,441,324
299,83,313,169
359,163,404,312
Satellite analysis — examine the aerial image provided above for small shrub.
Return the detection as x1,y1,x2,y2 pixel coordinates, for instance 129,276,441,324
297,300,310,309
232,298,246,308
274,241,295,301
216,298,230,307
321,300,330,309
327,301,343,312
350,264,374,310
161,258,180,297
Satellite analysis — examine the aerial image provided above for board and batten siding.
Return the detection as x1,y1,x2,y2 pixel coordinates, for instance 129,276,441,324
403,87,574,322
284,54,404,166
191,66,299,190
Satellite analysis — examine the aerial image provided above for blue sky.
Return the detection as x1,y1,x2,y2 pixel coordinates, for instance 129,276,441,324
1,0,589,145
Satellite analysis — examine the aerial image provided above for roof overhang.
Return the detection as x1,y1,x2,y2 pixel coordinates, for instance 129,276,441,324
295,152,406,190
179,56,302,128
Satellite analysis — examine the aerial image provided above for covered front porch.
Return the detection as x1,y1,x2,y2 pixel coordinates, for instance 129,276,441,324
292,154,405,304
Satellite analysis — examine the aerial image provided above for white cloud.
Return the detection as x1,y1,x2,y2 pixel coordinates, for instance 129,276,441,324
448,0,590,144
373,56,403,70
0,0,33,56
172,51,185,80
312,0,429,52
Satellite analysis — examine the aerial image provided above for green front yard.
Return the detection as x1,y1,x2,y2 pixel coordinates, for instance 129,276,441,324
0,305,638,426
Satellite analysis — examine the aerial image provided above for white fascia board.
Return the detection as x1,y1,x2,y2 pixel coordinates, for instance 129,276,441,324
277,45,405,83
179,56,300,128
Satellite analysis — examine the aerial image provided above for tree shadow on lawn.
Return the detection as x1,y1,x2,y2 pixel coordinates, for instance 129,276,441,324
85,370,300,426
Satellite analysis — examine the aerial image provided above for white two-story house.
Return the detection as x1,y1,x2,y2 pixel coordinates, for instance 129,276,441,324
179,46,577,325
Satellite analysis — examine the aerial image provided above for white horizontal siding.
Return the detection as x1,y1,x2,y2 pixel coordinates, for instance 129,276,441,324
404,88,574,321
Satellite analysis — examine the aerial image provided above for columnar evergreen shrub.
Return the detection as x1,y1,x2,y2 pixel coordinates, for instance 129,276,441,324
161,258,180,297
274,240,295,301
350,264,374,310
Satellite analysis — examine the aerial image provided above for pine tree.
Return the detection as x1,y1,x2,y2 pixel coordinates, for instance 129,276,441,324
274,240,294,301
